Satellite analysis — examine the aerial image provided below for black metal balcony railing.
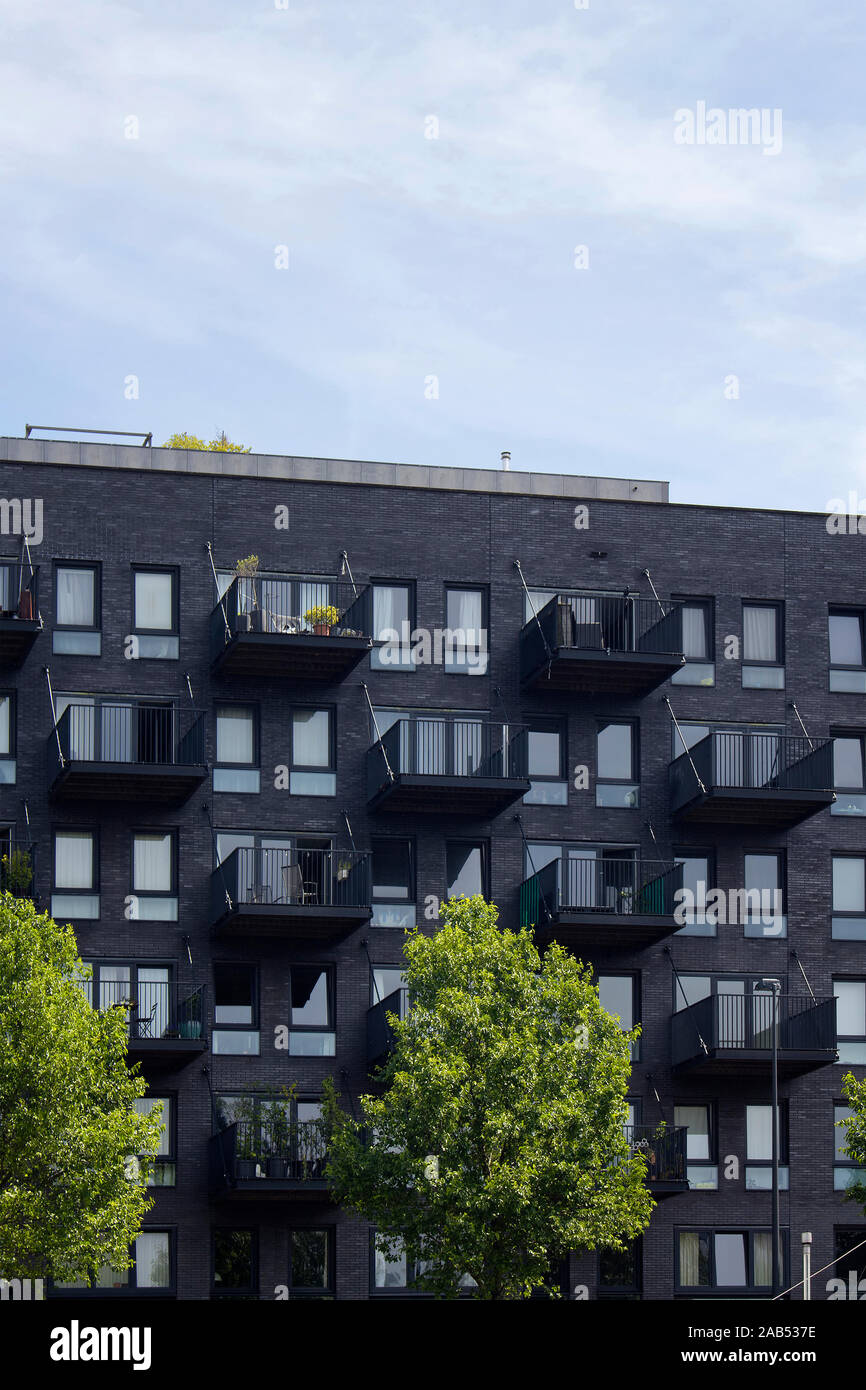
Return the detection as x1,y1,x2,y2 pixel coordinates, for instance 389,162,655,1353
671,994,837,1072
520,592,684,692
210,574,374,669
670,732,834,826
0,562,39,621
519,856,683,930
51,702,206,771
367,717,529,813
625,1125,688,1186
211,846,371,926
367,986,409,1069
91,979,206,1045
210,1120,328,1187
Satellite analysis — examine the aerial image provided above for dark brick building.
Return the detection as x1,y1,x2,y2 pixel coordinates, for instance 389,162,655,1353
1,432,864,1300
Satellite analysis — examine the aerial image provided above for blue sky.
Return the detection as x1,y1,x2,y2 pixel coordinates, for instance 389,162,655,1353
2,0,865,511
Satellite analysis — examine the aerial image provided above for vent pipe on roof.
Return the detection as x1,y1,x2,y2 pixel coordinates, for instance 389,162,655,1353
500,450,511,470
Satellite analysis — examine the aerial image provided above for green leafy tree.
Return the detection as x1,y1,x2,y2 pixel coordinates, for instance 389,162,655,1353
323,895,654,1299
163,431,251,453
0,894,162,1281
840,1073,866,1211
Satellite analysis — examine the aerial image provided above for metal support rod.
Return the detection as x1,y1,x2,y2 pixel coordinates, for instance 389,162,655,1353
758,977,783,1299
185,673,195,704
513,559,554,669
789,701,814,751
206,542,232,642
342,810,357,853
790,949,817,1003
664,696,708,794
43,667,64,767
202,803,233,911
641,568,666,617
25,423,153,445
361,683,395,783
339,550,358,597
663,947,709,1055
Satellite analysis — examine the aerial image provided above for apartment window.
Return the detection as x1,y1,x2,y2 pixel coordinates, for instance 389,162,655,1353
742,602,784,688
288,1229,334,1299
133,1096,175,1187
132,567,178,659
523,722,567,805
598,974,639,1061
671,598,714,686
834,979,866,1064
598,1239,642,1299
371,967,407,1006
288,966,335,1056
53,563,101,655
215,1094,325,1179
371,582,415,671
0,693,15,783
212,1229,257,1300
673,851,715,937
52,828,99,919
677,1229,784,1292
371,1236,431,1294
371,837,415,927
524,589,556,625
833,855,866,940
674,1104,717,1189
80,961,178,1047
742,852,786,938
833,1105,866,1192
53,1232,174,1294
832,733,866,816
444,586,488,675
290,707,335,796
746,1104,789,1190
214,705,260,793
596,720,639,807
213,964,259,1055
446,840,487,900
834,1229,866,1290
829,608,866,692
131,830,177,920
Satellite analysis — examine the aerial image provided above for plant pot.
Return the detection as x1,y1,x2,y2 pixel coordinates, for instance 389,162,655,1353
179,1020,201,1040
236,1159,256,1179
267,1156,288,1179
313,623,331,636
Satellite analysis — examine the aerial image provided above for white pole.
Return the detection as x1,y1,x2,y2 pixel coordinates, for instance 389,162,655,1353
801,1232,812,1301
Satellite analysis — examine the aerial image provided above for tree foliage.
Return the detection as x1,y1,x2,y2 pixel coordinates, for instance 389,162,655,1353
841,1073,866,1212
0,894,162,1280
163,431,251,452
323,895,654,1299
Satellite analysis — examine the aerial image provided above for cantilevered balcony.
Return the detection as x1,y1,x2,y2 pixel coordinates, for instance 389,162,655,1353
367,717,530,815
670,731,835,828
0,563,40,667
671,994,837,1077
96,979,207,1068
48,702,207,803
519,856,683,951
626,1124,689,1196
211,846,371,939
367,987,409,1072
520,592,685,695
210,574,373,679
208,1120,329,1200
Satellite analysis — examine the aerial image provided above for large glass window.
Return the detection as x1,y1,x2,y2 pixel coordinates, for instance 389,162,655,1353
215,705,259,793
290,708,335,796
212,1230,257,1299
598,1239,642,1299
213,964,259,1055
742,602,784,688
288,966,335,1056
832,734,866,816
677,1230,781,1291
133,568,178,659
523,723,567,805
598,974,639,1060
671,599,714,687
54,1232,173,1294
596,721,639,807
0,693,15,783
673,852,714,937
446,841,487,900
371,582,415,670
834,979,866,1064
444,586,488,675
52,828,99,919
131,831,177,920
54,563,101,655
371,838,414,928
833,1106,866,1191
830,609,866,692
674,1104,717,1189
133,1096,175,1187
742,852,785,938
833,856,866,940
289,1229,334,1299
745,1104,789,1190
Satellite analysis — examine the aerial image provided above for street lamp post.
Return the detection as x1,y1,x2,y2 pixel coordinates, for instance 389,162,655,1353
759,977,782,1299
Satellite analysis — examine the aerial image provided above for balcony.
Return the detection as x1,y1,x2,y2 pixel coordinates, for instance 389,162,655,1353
210,575,373,680
367,987,409,1072
209,1121,329,1200
671,994,837,1077
367,717,530,816
211,846,371,939
97,979,207,1068
520,593,685,696
48,703,207,803
626,1124,689,1196
0,564,40,667
670,732,835,827
519,857,683,951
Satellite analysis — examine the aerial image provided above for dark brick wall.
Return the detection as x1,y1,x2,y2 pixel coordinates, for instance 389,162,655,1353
2,453,864,1300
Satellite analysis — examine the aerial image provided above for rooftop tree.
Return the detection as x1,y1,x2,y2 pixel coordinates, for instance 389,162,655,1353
163,431,251,452
0,893,162,1282
323,894,654,1299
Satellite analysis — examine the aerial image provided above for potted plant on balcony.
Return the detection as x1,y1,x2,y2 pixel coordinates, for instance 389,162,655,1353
0,848,33,900
178,989,202,1040
303,603,340,636
234,554,260,630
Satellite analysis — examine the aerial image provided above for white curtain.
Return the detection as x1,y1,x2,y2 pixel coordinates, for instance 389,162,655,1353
374,586,407,639
134,1233,170,1289
715,1233,746,1286
55,831,93,888
836,981,866,1036
134,572,172,630
679,1232,700,1285
746,1105,773,1161
137,966,170,1037
98,964,131,1011
752,1233,772,1287
682,606,707,659
0,696,9,756
217,708,253,764
676,1106,710,1160
293,709,330,767
744,606,776,661
134,833,172,891
57,568,94,626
